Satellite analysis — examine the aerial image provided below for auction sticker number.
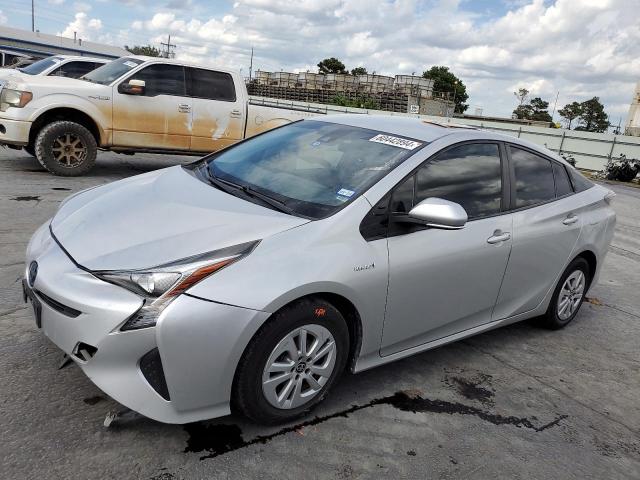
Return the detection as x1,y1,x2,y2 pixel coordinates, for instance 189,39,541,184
369,134,422,150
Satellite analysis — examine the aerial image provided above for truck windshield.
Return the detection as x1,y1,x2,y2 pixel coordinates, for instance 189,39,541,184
19,56,63,75
82,57,143,85
207,120,424,218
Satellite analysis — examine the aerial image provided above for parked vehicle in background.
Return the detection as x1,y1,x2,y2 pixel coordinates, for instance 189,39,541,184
22,115,616,424
0,55,108,80
0,49,33,67
0,55,318,176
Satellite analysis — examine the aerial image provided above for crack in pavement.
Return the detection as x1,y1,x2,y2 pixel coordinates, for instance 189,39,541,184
462,341,639,436
184,391,568,461
0,306,28,317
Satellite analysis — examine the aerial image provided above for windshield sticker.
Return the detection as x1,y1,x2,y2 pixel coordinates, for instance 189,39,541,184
123,61,138,68
369,134,422,150
336,195,350,203
337,188,355,197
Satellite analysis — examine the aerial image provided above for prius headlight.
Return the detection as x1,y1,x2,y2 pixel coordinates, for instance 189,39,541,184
93,240,259,331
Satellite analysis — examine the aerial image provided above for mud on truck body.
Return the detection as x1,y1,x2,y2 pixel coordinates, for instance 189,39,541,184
0,55,319,176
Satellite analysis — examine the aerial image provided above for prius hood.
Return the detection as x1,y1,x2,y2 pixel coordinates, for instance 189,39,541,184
51,166,309,270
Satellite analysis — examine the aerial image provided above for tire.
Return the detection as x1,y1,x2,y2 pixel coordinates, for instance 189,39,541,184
34,121,97,176
23,144,36,157
539,257,590,330
232,297,349,424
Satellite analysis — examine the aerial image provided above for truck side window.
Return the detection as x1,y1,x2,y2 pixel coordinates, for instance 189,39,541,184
128,64,186,97
187,68,236,102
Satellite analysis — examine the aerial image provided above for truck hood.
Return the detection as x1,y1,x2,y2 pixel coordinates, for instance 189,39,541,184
4,74,109,95
51,166,310,271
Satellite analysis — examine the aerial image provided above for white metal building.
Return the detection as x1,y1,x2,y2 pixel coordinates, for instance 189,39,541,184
0,26,127,65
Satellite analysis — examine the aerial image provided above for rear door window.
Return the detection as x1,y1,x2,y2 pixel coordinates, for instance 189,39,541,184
187,68,236,101
553,162,573,197
510,146,556,208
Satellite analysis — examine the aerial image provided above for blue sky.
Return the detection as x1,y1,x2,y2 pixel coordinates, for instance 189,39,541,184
1,0,638,123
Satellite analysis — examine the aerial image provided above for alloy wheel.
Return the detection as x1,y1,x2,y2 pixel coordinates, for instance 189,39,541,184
52,133,87,168
262,324,337,410
557,270,586,320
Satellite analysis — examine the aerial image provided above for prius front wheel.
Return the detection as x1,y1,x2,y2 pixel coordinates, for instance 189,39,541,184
233,297,349,424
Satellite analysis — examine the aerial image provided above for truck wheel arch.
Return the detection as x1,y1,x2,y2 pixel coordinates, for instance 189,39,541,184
29,108,103,149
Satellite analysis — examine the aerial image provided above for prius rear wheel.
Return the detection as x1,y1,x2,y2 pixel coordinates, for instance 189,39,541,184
232,297,349,424
540,257,590,330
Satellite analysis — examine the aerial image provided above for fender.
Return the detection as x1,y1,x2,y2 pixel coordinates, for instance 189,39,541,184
27,94,112,146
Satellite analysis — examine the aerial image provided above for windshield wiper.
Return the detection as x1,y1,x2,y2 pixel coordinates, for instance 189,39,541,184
204,164,295,216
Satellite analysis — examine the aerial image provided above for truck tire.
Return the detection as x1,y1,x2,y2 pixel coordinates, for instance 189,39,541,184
24,144,36,157
34,121,97,176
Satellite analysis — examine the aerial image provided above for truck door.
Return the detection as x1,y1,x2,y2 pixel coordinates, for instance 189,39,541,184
112,63,191,150
186,67,244,153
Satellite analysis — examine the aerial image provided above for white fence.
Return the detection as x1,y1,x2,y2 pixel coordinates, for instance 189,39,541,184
250,96,640,171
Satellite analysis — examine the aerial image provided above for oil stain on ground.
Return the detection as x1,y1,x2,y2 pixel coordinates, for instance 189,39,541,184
11,196,40,201
52,187,72,191
184,391,568,461
444,373,495,405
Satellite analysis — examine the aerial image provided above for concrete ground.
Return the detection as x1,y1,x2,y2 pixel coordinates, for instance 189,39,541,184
0,150,638,480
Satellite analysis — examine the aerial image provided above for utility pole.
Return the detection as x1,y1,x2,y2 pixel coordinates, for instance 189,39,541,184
550,90,560,122
31,0,35,32
249,47,254,81
160,34,176,58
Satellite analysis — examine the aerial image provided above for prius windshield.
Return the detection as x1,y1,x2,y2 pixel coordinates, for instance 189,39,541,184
207,120,424,218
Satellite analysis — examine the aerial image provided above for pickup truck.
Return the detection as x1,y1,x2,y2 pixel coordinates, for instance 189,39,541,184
0,55,319,176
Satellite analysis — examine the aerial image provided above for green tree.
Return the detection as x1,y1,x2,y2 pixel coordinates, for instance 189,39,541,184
125,45,161,57
529,97,552,122
514,87,529,106
422,66,468,113
513,104,533,120
558,101,583,129
575,97,609,133
317,57,347,74
350,66,367,76
512,96,552,123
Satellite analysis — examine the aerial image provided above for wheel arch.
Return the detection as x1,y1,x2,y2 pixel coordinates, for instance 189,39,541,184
29,107,103,148
235,291,364,383
574,249,597,288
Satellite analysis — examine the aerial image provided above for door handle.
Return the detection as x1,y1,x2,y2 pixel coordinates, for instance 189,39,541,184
563,215,579,225
487,231,511,244
178,104,191,113
230,109,242,118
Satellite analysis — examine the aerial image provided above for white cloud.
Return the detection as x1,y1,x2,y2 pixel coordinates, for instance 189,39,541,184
0,10,6,24
116,0,640,118
58,12,103,41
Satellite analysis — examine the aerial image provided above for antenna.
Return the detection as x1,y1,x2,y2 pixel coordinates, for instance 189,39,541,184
31,0,35,32
160,34,176,58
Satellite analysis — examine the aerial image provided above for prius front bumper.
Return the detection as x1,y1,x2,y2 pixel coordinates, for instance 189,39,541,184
25,223,269,424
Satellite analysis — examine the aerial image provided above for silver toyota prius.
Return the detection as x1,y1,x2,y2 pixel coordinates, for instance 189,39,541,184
23,115,616,424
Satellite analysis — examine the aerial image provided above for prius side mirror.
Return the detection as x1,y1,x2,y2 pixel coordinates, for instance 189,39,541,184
118,79,146,95
400,197,468,230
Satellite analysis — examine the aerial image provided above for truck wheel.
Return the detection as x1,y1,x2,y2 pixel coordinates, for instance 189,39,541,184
34,121,97,176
